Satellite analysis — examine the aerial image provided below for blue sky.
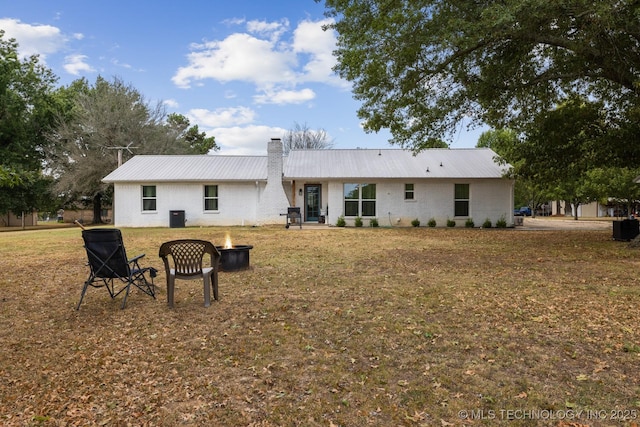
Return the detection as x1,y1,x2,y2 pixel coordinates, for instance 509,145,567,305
1,0,483,155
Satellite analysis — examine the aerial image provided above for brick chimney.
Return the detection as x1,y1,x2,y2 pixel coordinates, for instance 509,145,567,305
256,138,291,224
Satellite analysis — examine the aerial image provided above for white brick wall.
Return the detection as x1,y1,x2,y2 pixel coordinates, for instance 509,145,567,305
113,181,263,227
300,178,514,227
255,139,291,224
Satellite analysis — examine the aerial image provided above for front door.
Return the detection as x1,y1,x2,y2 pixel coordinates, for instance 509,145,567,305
305,184,321,222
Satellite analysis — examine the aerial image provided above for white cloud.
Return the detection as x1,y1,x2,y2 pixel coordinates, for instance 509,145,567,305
0,18,67,60
211,125,286,155
172,33,296,89
188,106,256,127
172,18,345,101
63,54,95,75
254,88,315,105
111,58,132,69
246,18,289,42
223,17,246,26
293,18,345,87
163,99,179,108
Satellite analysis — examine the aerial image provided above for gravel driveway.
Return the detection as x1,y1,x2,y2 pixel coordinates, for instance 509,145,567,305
518,217,613,231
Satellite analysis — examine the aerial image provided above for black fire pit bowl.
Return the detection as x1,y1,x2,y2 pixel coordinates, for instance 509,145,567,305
215,245,253,272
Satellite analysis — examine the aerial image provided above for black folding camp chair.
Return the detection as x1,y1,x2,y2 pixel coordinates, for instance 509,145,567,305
77,228,157,309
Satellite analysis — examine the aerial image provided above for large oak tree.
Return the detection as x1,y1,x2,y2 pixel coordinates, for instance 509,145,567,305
320,0,640,153
48,76,218,224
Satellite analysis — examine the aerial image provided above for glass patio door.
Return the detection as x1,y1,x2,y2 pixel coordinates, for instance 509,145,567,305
305,185,321,222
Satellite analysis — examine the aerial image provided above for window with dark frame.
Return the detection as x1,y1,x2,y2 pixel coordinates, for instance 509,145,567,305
344,183,359,216
204,185,219,211
405,183,414,200
142,185,156,211
361,183,376,216
343,183,376,217
454,183,469,217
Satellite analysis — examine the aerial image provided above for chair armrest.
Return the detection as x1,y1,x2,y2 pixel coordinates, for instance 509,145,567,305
128,254,146,263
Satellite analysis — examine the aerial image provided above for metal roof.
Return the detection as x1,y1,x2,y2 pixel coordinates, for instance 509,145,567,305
102,155,267,182
283,148,509,179
102,148,509,183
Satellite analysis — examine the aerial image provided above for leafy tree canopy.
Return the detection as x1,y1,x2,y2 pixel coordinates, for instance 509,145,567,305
519,97,610,184
584,166,640,213
476,128,518,154
0,30,59,216
320,0,640,152
47,76,217,223
491,97,626,218
165,113,218,154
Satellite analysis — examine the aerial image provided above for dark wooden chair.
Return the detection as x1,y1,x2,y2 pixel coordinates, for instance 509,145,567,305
158,240,221,308
77,228,157,309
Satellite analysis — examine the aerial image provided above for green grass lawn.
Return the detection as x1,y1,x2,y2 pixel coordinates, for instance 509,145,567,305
1,225,639,426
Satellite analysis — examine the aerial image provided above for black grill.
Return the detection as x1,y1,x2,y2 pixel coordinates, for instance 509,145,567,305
285,207,301,229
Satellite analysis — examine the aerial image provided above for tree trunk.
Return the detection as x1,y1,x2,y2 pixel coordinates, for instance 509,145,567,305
92,193,103,224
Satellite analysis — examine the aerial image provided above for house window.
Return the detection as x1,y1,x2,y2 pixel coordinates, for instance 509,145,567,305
344,184,359,216
142,186,157,211
204,185,219,211
454,184,469,217
344,183,376,217
405,183,415,200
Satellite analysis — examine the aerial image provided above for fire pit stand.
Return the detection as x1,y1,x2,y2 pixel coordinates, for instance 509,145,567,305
215,245,253,271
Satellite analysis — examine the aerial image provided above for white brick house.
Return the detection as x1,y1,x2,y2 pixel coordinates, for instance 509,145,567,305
102,138,514,227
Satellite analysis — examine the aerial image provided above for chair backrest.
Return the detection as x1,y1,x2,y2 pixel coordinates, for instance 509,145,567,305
82,229,130,278
159,239,220,277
